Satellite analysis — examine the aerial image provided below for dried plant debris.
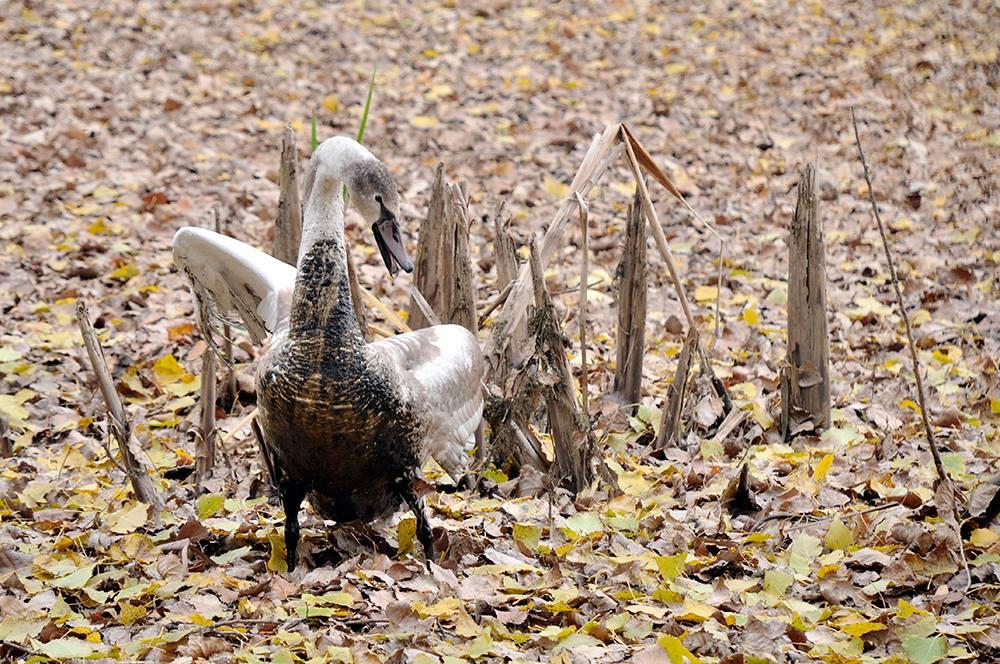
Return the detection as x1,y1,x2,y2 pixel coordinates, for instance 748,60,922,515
1,1,998,662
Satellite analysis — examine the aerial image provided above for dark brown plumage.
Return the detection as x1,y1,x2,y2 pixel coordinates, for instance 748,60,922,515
256,239,430,567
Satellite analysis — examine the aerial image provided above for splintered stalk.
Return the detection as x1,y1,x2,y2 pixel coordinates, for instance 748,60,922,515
76,301,162,510
850,108,943,483
575,192,590,418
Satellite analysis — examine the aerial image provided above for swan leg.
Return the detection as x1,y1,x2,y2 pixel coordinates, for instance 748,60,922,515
402,488,435,562
252,419,305,570
280,481,306,571
251,418,277,485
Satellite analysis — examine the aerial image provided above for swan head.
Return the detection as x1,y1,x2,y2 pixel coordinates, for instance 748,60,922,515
348,160,414,278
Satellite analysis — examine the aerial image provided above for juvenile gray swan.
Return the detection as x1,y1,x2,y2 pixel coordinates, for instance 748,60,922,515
172,137,484,570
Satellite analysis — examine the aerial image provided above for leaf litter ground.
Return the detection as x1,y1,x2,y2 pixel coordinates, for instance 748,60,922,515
0,1,998,662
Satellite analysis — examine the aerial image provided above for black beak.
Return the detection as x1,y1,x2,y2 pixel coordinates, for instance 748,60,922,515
372,207,413,278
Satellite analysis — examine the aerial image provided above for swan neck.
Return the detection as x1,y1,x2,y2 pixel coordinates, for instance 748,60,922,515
289,144,365,346
298,175,347,265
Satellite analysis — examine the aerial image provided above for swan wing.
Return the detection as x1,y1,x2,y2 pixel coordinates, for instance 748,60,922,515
172,227,296,344
370,324,484,480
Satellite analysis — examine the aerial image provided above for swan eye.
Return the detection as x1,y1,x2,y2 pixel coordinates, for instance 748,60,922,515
375,194,383,205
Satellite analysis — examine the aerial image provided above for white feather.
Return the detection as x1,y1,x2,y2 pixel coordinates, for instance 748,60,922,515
172,227,295,344
368,324,484,479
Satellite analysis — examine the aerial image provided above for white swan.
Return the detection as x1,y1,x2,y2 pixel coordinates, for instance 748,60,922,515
172,137,484,569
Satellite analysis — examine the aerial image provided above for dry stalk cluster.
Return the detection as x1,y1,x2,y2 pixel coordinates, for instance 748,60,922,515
475,123,739,491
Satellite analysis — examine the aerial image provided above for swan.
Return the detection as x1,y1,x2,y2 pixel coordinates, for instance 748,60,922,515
172,137,484,569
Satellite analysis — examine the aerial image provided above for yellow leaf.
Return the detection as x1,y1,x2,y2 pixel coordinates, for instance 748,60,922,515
468,102,498,116
190,613,214,627
409,115,440,128
969,528,998,547
657,634,701,664
839,621,886,637
0,346,23,362
543,176,569,199
0,389,33,429
673,597,716,622
694,285,718,302
849,295,892,319
197,493,225,518
87,218,111,235
655,553,687,582
896,599,928,619
118,601,147,626
742,305,760,326
513,523,541,551
67,202,102,216
256,118,284,130
825,519,854,550
90,185,119,200
931,345,961,364
321,95,339,113
38,639,99,659
50,563,96,589
106,502,148,534
427,84,453,100
152,354,189,385
817,563,840,578
107,263,138,282
664,62,689,75
266,531,287,573
397,516,416,555
812,453,834,483
413,597,462,618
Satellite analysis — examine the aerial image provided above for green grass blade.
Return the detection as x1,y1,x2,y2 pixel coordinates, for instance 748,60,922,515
356,64,376,144
310,112,318,153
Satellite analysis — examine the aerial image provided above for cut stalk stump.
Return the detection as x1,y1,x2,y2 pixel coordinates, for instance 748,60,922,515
655,327,698,449
612,185,648,410
408,165,477,334
0,416,11,458
274,124,302,267
196,348,217,485
781,162,831,438
408,164,448,330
